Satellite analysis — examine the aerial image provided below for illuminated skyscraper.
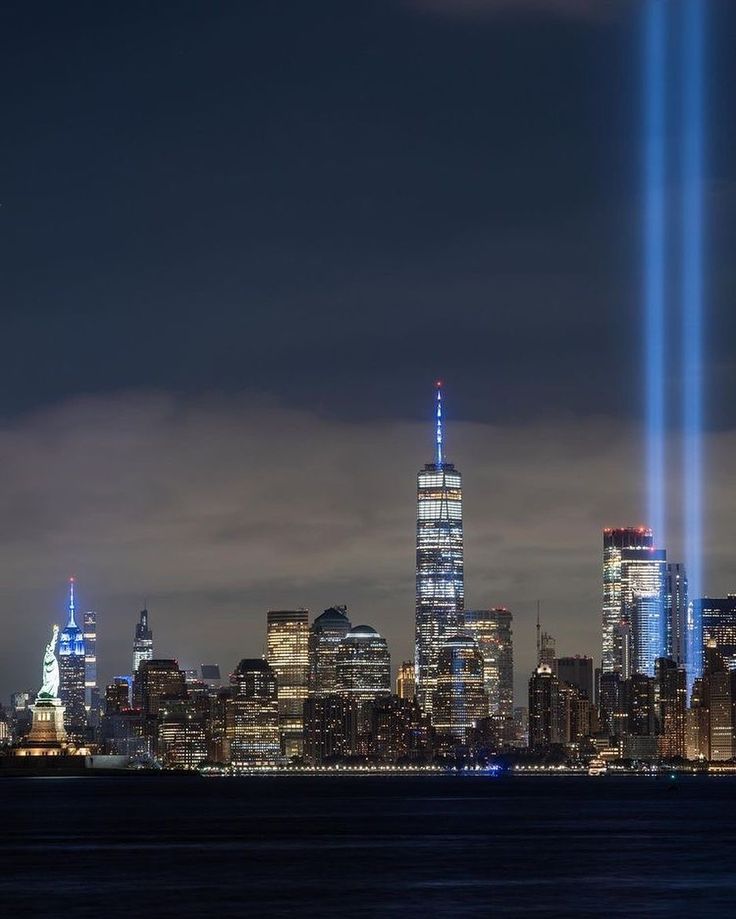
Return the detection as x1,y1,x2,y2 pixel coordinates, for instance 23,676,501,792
266,610,309,759
308,606,352,696
335,625,391,731
432,635,486,748
58,578,87,738
602,527,655,675
416,383,464,712
83,610,97,712
528,664,561,752
699,596,736,671
133,608,154,673
665,563,688,666
461,608,513,741
622,547,666,677
655,657,686,759
226,659,281,765
396,661,416,700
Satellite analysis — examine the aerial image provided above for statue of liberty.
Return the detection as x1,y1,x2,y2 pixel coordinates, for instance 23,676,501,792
38,624,60,700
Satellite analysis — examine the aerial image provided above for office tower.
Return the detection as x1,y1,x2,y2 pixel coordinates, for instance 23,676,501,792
685,678,709,760
416,383,464,713
699,596,736,670
602,527,654,674
620,546,667,677
371,696,433,763
555,656,594,702
599,672,626,738
59,578,87,738
266,610,309,758
513,707,529,746
226,659,281,765
396,661,416,700
665,564,688,665
9,691,33,742
432,635,487,748
462,608,513,742
83,610,97,712
655,658,686,759
133,659,187,754
105,678,132,714
133,608,154,673
302,695,359,765
627,673,656,736
528,664,561,751
335,625,391,731
157,700,208,769
308,606,352,696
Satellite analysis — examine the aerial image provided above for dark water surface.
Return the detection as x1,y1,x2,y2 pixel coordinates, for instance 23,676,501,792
3,774,736,917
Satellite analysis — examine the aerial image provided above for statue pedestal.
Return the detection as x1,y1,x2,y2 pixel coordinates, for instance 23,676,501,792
15,698,69,756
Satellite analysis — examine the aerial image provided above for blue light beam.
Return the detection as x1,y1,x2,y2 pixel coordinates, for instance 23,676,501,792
682,0,705,688
644,0,667,547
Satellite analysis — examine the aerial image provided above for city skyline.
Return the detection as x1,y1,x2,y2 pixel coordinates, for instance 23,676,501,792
6,382,736,708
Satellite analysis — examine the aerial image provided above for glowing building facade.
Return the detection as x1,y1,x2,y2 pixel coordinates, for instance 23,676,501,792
335,625,391,731
58,578,87,738
699,596,736,671
226,659,281,765
416,383,464,712
461,608,513,741
396,660,416,701
602,527,655,675
623,547,667,678
266,610,309,759
308,606,352,696
432,635,486,748
133,608,154,673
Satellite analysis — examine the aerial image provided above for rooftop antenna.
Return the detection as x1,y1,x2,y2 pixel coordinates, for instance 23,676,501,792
536,601,541,663
68,576,76,627
435,380,443,466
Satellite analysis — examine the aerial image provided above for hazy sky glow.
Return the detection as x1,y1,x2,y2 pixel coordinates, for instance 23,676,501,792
1,1,735,701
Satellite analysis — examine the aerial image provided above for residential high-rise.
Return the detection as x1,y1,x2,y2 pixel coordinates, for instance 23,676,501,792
432,635,487,748
266,610,309,759
302,695,359,764
461,608,513,741
157,700,208,769
83,610,97,712
133,659,187,754
133,608,154,673
58,578,87,738
602,527,654,675
226,659,281,765
396,661,416,701
308,606,352,696
335,625,391,731
416,383,464,712
370,696,433,763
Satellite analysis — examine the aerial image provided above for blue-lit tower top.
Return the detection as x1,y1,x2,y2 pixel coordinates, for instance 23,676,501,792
435,380,443,466
59,577,85,657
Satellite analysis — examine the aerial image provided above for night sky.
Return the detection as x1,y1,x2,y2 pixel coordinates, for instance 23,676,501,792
1,0,735,701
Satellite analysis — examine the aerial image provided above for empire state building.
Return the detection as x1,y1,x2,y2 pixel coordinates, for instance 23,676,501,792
415,382,464,713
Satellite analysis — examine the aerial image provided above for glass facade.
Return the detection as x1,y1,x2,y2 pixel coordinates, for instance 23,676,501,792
308,606,352,696
699,596,736,670
335,625,391,731
266,610,309,759
416,385,464,713
622,548,667,677
226,659,281,765
602,527,654,674
432,635,487,747
461,608,513,741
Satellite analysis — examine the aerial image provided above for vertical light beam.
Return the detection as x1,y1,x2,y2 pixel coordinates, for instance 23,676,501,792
644,0,667,546
682,0,705,688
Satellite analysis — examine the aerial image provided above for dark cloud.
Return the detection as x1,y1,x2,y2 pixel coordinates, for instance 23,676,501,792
3,391,735,704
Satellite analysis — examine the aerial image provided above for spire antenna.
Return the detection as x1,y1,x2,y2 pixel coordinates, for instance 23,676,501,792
68,576,76,627
435,380,443,466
